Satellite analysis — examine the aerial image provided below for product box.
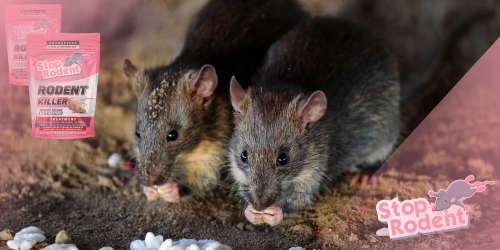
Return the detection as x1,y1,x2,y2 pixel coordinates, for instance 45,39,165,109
5,4,62,85
26,33,100,139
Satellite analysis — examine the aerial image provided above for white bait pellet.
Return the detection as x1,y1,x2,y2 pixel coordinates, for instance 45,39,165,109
376,227,390,237
7,240,21,250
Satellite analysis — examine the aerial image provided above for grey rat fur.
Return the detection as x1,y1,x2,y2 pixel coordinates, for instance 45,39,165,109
122,0,306,199
228,18,400,213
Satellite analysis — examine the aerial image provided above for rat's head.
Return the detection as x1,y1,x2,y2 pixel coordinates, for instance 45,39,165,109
433,197,454,212
62,57,73,67
75,105,86,113
228,77,327,223
122,59,218,187
33,19,48,30
431,189,453,212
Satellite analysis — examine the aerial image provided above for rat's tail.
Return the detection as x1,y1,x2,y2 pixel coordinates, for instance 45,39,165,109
80,50,95,58
469,180,495,192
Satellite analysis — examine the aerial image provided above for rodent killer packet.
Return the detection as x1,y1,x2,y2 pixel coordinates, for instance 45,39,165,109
26,33,100,139
4,4,62,85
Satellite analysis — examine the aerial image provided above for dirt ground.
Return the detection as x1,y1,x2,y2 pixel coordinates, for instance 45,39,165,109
1,0,500,249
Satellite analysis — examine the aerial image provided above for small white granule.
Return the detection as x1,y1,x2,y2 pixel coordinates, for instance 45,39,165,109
107,153,123,168
41,244,78,250
130,232,231,250
376,227,390,236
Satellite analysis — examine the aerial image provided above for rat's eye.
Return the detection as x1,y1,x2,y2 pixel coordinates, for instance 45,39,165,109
277,153,288,166
240,150,248,164
167,130,178,142
135,127,140,138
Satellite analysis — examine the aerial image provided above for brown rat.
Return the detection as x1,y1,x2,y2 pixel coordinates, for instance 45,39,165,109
122,0,307,202
228,18,400,225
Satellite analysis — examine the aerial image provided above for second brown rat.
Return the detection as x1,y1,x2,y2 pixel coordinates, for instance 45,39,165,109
228,18,400,225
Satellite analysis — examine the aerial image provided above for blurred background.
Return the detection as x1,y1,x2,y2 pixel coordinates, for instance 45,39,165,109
0,0,499,249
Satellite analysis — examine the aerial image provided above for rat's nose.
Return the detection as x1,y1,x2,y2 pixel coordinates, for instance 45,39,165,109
252,197,271,211
250,185,275,211
432,208,436,212
143,165,167,186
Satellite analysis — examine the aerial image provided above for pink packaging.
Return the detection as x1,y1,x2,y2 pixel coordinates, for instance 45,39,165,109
26,33,100,139
4,4,62,85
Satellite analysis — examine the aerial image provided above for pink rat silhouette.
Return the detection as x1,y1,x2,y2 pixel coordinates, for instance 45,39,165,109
428,175,495,215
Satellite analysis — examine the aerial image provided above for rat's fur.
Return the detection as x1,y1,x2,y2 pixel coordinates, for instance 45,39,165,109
123,0,306,199
229,18,400,212
69,97,92,113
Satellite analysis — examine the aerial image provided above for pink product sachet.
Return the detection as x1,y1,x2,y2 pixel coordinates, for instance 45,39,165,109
26,33,100,139
5,4,62,85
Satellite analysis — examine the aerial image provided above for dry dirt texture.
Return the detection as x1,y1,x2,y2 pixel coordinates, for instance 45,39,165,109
1,0,500,249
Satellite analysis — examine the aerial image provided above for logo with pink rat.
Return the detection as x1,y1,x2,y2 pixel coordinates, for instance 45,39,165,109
62,50,94,67
376,175,495,240
428,175,495,215
12,18,53,40
36,50,94,79
33,19,51,30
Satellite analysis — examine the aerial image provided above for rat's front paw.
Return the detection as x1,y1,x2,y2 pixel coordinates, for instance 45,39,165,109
464,205,470,212
157,182,181,202
245,205,283,226
143,186,160,201
428,190,434,197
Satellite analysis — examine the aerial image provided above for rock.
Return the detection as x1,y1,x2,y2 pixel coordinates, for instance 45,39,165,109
55,231,71,244
98,247,113,250
218,210,231,218
244,224,255,232
289,224,313,239
236,223,245,231
348,233,358,241
112,177,124,187
376,227,390,237
97,175,115,188
0,229,15,240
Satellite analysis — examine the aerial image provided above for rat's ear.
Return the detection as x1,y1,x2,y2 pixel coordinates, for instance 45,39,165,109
297,91,327,127
436,189,446,197
191,64,218,98
450,197,456,203
122,59,144,96
230,76,246,112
